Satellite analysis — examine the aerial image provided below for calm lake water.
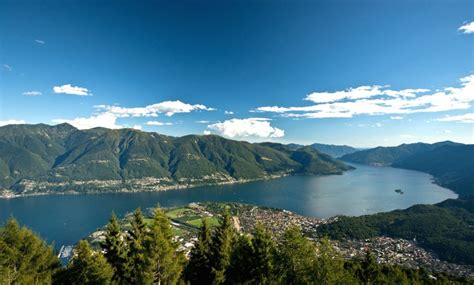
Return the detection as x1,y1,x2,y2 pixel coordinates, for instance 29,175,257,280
0,163,457,249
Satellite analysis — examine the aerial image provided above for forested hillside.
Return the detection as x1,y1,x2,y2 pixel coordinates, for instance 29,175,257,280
392,144,474,196
341,141,473,197
317,196,474,265
1,210,469,284
0,124,351,196
286,143,358,157
341,141,460,166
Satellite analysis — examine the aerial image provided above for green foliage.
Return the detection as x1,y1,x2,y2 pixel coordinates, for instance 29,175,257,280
184,219,213,284
318,196,474,265
276,225,318,285
65,208,184,284
247,224,277,284
313,238,353,284
225,234,255,284
144,208,184,285
308,143,358,158
392,144,474,197
55,240,113,285
0,218,60,285
285,143,359,158
290,146,353,174
0,124,351,195
360,251,383,284
341,141,459,166
341,141,473,197
191,221,280,285
209,212,236,284
1,214,470,285
124,208,148,284
102,212,128,283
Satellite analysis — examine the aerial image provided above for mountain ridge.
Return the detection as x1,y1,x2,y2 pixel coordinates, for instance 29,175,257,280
341,141,474,196
0,123,352,197
286,143,359,158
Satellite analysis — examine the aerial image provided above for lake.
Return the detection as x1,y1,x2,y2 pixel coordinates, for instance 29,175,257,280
0,163,457,249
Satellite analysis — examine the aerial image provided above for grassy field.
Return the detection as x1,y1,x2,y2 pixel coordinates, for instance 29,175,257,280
186,217,220,227
165,206,220,228
89,204,224,249
166,207,198,218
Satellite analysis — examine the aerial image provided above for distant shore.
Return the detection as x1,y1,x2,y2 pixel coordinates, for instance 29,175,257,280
0,172,298,199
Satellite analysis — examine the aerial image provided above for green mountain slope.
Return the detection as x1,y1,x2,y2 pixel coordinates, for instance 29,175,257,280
308,143,359,158
340,141,460,165
341,141,473,197
392,144,474,197
0,124,351,196
286,143,359,158
317,196,474,265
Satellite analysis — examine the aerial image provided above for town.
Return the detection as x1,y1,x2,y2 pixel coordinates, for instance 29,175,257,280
88,202,473,279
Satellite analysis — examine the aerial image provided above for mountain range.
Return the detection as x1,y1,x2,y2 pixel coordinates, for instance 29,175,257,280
0,124,351,196
320,142,474,266
341,141,474,197
287,143,359,158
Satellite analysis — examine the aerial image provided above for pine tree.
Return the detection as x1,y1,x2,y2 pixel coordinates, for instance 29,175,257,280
209,212,235,285
276,225,317,285
0,218,60,285
185,219,213,284
125,208,148,284
313,238,352,284
56,240,113,285
359,250,382,284
249,223,277,284
225,233,254,284
144,208,184,285
102,212,128,283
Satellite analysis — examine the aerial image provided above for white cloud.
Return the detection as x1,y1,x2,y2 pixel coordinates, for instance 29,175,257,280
256,74,474,119
51,100,213,130
374,123,383,127
444,129,452,134
304,86,430,104
95,100,214,117
196,120,211,124
305,85,384,103
203,130,211,135
459,21,474,34
22,91,42,96
35,39,45,44
53,84,91,96
436,113,474,123
132,125,142,130
52,113,121,129
224,110,234,115
146,121,173,126
0,119,26,126
2,64,12,71
390,116,403,120
382,88,430,98
207,118,284,139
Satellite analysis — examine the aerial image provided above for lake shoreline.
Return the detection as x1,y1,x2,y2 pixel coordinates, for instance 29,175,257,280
0,163,457,256
1,171,346,200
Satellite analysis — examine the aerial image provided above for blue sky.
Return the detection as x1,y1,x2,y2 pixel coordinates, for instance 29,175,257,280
0,0,473,147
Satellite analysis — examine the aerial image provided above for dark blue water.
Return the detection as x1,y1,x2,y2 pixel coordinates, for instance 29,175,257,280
0,164,456,249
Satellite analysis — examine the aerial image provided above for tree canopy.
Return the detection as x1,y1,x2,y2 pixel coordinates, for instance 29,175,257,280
0,210,470,285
